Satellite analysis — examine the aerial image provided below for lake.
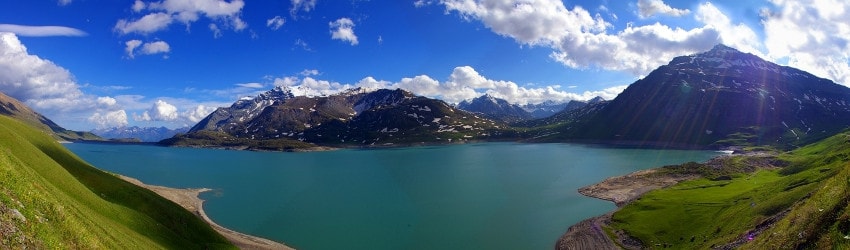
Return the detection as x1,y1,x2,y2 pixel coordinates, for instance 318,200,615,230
64,142,719,249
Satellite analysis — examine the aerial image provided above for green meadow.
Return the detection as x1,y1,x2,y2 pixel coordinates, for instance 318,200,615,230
611,131,850,249
0,115,233,249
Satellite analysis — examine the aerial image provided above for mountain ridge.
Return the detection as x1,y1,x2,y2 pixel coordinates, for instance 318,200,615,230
0,91,102,141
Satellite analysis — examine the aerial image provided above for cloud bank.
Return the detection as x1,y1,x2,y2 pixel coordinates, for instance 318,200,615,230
272,66,625,105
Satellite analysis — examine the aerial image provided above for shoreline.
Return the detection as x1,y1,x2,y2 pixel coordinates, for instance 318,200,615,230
557,167,704,249
117,175,294,250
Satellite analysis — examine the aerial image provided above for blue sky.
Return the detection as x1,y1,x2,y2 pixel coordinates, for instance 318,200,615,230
0,0,848,130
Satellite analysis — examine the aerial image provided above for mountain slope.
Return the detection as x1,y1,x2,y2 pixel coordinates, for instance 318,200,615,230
0,91,102,141
0,115,232,248
563,44,850,148
457,94,532,123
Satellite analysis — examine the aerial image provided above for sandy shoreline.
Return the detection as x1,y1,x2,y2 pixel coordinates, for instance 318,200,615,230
118,175,294,250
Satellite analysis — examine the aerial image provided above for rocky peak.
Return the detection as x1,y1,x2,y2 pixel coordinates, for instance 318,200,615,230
587,96,605,104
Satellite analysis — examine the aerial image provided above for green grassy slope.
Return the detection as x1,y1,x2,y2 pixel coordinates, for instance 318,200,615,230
610,131,850,249
0,115,233,249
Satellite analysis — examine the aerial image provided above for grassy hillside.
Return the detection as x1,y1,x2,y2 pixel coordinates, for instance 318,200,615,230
609,130,850,249
0,115,233,249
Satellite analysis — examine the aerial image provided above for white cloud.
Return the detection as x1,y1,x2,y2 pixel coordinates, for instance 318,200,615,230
235,82,264,88
300,69,320,76
142,41,170,54
132,0,146,12
763,0,850,86
0,32,87,112
182,104,217,123
136,100,179,121
88,110,129,129
116,0,246,36
637,0,691,18
414,0,433,8
96,96,118,106
0,24,87,37
209,23,222,38
290,0,317,18
115,12,174,34
58,0,72,6
694,2,761,56
329,18,358,45
125,40,142,58
437,0,745,76
267,16,285,30
294,38,313,51
125,40,170,58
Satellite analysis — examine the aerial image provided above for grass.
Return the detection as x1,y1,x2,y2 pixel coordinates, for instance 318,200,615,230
610,130,850,249
0,115,234,249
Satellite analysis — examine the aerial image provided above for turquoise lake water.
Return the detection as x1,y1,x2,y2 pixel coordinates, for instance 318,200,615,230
64,142,719,250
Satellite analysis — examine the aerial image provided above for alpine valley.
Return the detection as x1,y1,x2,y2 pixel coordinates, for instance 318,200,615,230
165,45,850,151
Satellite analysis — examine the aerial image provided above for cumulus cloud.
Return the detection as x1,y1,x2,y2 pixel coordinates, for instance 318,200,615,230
0,24,87,37
763,0,850,86
329,18,358,45
88,110,128,129
182,104,217,123
136,100,179,121
267,16,285,30
115,0,246,36
271,66,625,104
125,40,170,58
437,0,730,75
0,32,85,110
290,0,317,18
637,0,691,18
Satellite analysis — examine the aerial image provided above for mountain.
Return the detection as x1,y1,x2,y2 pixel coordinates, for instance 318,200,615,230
549,44,850,149
456,94,533,123
171,87,512,149
522,101,569,119
517,98,610,129
0,91,102,141
92,126,189,142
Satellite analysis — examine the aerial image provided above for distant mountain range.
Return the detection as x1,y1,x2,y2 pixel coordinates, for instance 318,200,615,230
456,94,605,123
164,87,512,150
457,94,532,123
0,91,102,141
168,44,850,150
91,126,189,142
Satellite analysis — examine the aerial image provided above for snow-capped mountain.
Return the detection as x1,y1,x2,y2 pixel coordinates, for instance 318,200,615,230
457,94,532,123
178,87,510,146
556,44,850,148
91,126,189,142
